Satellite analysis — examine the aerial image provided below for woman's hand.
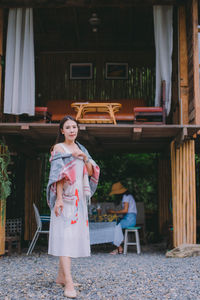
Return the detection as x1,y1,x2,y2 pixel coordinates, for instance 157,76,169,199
54,199,64,217
72,149,88,161
72,149,93,176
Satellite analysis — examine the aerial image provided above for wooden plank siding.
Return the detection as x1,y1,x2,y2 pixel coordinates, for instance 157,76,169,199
35,51,155,106
186,0,200,124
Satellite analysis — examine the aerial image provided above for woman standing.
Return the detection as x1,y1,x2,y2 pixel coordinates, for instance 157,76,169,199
47,116,100,298
107,182,137,254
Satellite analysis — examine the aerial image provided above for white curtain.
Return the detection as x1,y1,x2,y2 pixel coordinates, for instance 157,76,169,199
4,8,35,115
153,6,173,115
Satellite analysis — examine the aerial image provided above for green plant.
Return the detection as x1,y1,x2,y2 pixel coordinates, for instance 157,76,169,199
0,141,11,200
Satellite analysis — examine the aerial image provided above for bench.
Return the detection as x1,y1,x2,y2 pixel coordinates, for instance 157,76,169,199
47,99,146,122
133,80,166,124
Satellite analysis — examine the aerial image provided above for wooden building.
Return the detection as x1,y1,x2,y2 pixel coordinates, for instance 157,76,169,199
0,0,200,252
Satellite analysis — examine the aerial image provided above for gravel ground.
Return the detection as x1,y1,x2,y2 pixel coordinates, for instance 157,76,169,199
0,245,200,300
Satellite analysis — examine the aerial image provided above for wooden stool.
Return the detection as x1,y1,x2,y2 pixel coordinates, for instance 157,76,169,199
123,226,141,255
5,235,21,255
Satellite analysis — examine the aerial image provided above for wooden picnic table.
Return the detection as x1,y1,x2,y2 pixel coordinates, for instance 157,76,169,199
71,102,122,125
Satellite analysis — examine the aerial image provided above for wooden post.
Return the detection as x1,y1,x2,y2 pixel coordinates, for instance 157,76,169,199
170,139,196,247
185,0,200,124
158,158,171,235
0,9,3,122
24,159,42,241
178,5,189,124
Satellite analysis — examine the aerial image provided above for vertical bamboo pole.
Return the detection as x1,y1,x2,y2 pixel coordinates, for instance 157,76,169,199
171,141,177,247
176,147,180,246
179,145,183,245
190,140,194,244
188,141,193,244
171,139,196,247
190,140,196,243
182,142,186,244
186,141,190,243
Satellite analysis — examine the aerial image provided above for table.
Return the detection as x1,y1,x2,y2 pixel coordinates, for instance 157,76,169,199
89,222,123,245
71,102,122,125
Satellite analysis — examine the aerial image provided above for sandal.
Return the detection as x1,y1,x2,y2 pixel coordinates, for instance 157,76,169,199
109,249,119,255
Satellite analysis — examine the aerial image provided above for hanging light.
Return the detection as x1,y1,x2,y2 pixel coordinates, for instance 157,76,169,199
89,13,100,33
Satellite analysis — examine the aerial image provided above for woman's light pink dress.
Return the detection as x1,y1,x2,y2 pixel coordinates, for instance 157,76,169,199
48,143,90,257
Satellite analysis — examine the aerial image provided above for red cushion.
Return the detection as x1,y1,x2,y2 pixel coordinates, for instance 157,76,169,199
35,107,48,112
133,107,163,113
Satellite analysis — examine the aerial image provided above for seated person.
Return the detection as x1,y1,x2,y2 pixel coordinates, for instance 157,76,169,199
107,182,137,254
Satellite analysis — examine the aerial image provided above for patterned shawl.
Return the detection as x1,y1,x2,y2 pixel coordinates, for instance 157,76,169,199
47,142,100,209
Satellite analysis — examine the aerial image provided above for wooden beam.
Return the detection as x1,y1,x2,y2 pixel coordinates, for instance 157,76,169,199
0,0,181,8
175,127,188,147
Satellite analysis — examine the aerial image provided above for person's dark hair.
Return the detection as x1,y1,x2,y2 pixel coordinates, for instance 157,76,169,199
123,190,131,196
50,116,78,151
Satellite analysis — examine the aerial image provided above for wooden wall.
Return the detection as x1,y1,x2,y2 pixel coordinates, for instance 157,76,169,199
35,51,155,106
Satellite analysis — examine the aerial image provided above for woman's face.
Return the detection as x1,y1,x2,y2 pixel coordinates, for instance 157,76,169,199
61,119,78,142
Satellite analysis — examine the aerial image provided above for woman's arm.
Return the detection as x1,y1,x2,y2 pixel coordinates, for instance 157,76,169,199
108,202,129,214
72,149,93,176
54,179,64,216
83,154,93,176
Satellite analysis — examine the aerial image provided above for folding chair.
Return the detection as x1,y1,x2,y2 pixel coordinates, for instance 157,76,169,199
26,203,50,255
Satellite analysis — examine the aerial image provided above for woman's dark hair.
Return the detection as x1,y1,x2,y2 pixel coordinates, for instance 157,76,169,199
50,116,78,151
123,190,131,196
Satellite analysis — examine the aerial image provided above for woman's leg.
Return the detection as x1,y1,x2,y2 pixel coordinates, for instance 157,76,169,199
59,256,75,291
56,258,65,285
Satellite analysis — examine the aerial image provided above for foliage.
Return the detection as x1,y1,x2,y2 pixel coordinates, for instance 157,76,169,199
0,141,11,200
39,152,158,214
93,153,158,212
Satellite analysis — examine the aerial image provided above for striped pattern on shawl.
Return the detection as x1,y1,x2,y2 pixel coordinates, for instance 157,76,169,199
47,142,100,209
